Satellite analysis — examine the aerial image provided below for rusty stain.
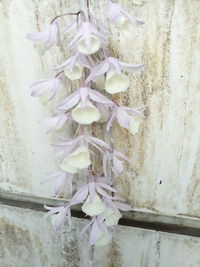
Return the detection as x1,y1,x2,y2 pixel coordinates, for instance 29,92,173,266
0,0,200,219
107,241,122,267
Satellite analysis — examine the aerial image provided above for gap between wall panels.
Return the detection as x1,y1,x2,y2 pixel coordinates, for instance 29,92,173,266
0,190,200,238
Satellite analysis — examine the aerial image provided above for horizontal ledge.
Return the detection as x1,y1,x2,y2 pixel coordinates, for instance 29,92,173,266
0,190,200,238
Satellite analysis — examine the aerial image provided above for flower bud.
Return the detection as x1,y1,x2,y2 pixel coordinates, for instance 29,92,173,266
128,117,141,135
95,229,109,246
64,63,83,80
115,16,134,36
82,193,105,216
105,70,130,94
72,101,101,124
95,75,105,90
77,35,100,55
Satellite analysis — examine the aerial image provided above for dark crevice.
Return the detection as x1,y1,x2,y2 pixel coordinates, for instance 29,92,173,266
0,192,200,238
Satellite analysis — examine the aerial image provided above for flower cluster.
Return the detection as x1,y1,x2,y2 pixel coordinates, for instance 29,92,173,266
27,1,145,247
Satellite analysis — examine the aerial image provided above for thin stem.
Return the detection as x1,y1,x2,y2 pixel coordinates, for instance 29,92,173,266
86,0,91,20
89,245,94,267
74,124,83,137
50,11,81,24
55,70,64,78
102,48,109,58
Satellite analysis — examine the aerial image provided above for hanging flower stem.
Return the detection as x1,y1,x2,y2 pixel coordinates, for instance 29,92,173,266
27,0,145,248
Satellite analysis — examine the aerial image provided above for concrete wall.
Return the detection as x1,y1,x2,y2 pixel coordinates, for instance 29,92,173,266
1,205,200,267
0,0,200,266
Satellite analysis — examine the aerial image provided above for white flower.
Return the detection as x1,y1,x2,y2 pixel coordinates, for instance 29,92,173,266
95,229,109,246
128,117,142,135
106,1,144,36
114,16,135,36
95,75,105,90
65,146,91,170
105,70,130,94
71,101,101,124
82,193,105,216
77,35,100,55
103,207,122,226
64,63,83,80
60,160,78,174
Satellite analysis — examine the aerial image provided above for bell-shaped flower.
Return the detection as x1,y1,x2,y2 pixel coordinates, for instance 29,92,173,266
60,161,78,174
43,171,72,196
82,193,105,216
105,70,130,94
86,57,144,94
60,145,91,172
95,75,105,90
103,150,129,177
40,112,70,132
54,135,112,171
44,205,71,231
57,86,113,111
101,206,122,226
68,22,107,55
107,104,146,134
80,217,111,247
101,198,133,226
27,20,60,49
91,222,110,246
65,63,83,80
30,75,62,102
106,1,144,35
54,52,92,80
67,180,117,211
71,101,101,124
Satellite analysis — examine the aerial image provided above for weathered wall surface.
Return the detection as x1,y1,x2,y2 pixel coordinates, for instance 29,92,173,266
1,205,200,267
0,0,200,266
0,0,200,217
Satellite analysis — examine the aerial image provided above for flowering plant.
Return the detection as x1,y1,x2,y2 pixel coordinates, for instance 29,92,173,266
27,0,145,247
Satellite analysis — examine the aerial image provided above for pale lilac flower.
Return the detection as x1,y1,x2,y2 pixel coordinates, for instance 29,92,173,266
103,150,130,177
43,171,72,196
60,145,91,173
72,101,101,124
82,193,106,216
54,135,111,169
68,181,117,208
100,206,121,226
107,1,144,35
57,86,113,124
80,216,111,247
40,113,70,132
54,52,92,80
100,198,133,226
89,218,111,246
30,76,62,101
54,134,111,173
27,20,60,48
86,57,144,94
57,86,113,110
107,104,146,134
44,205,71,231
68,22,107,55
